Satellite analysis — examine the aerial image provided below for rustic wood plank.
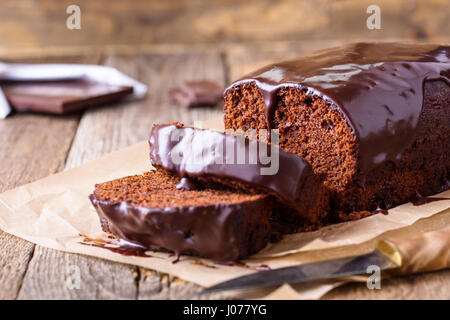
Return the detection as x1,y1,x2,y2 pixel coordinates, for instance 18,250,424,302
0,0,448,52
137,270,226,300
0,232,34,300
18,50,226,299
324,269,450,300
137,270,200,300
0,113,78,300
17,247,139,299
0,55,101,299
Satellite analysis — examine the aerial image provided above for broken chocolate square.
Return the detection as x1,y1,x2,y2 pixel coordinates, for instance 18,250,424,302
169,80,224,109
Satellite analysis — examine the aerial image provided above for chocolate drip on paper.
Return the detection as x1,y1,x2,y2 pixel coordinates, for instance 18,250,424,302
411,194,450,206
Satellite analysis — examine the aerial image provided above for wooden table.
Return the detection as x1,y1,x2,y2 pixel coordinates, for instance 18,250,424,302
1,42,449,300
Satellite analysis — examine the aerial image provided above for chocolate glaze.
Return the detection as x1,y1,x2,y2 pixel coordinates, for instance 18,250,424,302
149,124,321,206
89,193,271,262
224,43,450,178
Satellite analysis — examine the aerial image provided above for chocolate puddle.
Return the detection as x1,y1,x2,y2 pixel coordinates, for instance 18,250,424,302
191,260,218,269
215,261,271,271
80,234,270,270
79,234,153,258
412,195,450,206
171,253,181,264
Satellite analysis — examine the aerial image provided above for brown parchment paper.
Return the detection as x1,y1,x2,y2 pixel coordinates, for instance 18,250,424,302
0,117,449,300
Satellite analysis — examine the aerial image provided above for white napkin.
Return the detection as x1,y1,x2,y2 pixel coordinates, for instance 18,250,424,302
0,62,148,118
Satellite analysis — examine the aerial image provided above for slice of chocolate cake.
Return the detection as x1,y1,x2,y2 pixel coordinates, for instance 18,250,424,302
224,42,450,223
89,170,272,262
149,123,329,227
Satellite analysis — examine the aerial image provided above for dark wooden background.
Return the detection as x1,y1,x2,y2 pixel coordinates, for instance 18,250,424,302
0,0,448,55
0,0,449,300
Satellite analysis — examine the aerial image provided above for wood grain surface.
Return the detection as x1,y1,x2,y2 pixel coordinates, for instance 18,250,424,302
0,0,448,53
0,43,449,299
0,55,100,299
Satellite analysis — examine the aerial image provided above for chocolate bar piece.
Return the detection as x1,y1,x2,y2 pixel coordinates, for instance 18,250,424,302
2,79,133,114
169,80,223,109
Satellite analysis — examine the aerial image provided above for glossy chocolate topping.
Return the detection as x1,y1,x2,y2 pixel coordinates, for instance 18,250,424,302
225,43,450,177
89,193,270,262
149,124,320,205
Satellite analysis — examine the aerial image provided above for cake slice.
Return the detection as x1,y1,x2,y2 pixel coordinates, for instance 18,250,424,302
89,170,272,262
224,43,449,222
149,123,329,227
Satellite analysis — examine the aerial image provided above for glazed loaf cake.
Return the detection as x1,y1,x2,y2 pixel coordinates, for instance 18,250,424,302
89,170,272,262
149,123,329,227
224,43,450,223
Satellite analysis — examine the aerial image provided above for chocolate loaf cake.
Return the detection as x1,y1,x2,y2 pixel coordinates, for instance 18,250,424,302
89,170,272,262
149,123,329,226
224,43,450,223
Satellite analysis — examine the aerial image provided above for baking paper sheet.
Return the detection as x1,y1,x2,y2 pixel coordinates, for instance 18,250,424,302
0,118,449,299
